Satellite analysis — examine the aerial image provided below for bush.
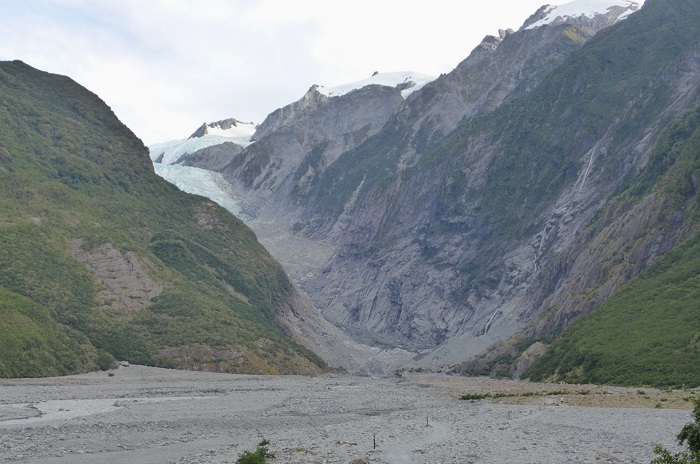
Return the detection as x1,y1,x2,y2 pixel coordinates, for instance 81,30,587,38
95,350,116,371
650,445,700,464
678,400,700,454
236,439,274,464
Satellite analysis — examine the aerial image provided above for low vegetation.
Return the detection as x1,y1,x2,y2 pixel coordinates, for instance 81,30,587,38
525,231,700,388
235,439,274,464
459,389,590,401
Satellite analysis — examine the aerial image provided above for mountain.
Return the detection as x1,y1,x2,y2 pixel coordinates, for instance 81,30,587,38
149,0,700,386
317,0,700,379
447,0,700,383
0,60,336,377
290,0,656,353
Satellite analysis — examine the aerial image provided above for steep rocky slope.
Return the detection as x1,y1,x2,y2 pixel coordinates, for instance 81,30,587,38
215,77,427,284
302,0,700,370
276,1,652,353
222,81,410,219
474,101,700,385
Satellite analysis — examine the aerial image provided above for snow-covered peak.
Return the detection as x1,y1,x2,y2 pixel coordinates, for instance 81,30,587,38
524,0,645,30
149,118,256,165
316,71,436,99
188,118,256,142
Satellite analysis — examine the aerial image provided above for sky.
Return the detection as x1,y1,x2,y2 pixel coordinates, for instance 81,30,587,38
0,0,570,145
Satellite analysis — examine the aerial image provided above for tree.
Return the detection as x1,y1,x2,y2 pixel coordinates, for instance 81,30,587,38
678,399,700,454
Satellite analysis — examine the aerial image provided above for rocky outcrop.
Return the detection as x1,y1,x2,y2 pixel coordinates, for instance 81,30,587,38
177,141,243,171
221,84,405,222
251,85,329,141
69,240,163,315
512,342,548,380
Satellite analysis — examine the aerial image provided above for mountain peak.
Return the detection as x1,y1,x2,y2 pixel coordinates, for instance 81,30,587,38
188,117,255,139
523,0,645,30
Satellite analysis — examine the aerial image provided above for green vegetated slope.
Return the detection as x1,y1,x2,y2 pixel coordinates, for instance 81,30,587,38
526,105,700,388
0,60,324,377
0,287,100,377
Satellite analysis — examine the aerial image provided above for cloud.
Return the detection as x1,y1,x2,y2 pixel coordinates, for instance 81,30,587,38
0,0,560,144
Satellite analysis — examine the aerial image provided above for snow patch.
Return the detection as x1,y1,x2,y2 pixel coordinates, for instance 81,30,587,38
317,71,436,99
525,0,645,30
199,121,256,141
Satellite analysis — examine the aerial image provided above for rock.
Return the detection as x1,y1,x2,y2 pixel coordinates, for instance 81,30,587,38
512,342,548,380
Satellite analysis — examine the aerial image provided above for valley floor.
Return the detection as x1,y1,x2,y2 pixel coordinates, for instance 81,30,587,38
0,366,694,463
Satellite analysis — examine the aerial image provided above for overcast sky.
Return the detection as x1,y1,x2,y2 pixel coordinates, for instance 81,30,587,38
0,0,568,145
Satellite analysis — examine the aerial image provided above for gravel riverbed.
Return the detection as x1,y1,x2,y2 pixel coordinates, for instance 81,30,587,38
0,365,694,463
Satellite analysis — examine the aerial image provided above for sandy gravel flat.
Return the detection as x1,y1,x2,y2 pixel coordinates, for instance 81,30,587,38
0,366,694,463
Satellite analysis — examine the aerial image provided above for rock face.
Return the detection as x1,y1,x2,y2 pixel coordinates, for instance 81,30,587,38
512,342,548,380
69,240,163,314
177,141,243,171
251,85,329,142
222,84,405,214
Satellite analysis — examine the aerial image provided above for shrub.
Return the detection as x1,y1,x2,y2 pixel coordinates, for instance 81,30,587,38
236,439,274,464
96,350,116,371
